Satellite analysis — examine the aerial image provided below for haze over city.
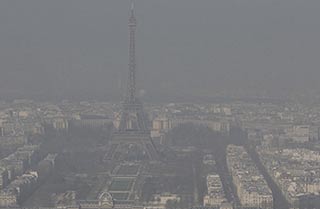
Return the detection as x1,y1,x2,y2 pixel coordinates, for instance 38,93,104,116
0,1,319,209
0,0,320,101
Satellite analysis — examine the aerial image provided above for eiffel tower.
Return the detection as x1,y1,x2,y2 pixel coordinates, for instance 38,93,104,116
106,1,159,162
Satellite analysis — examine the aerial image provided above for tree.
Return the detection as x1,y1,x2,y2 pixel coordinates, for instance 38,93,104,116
165,199,180,209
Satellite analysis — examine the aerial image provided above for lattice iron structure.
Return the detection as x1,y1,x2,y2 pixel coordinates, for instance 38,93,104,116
107,1,159,162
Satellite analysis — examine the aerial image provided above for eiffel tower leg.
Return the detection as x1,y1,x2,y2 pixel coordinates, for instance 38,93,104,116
142,141,159,161
111,144,118,160
141,142,152,161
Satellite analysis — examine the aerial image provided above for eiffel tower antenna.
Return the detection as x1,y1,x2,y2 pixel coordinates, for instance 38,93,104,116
131,0,134,12
127,0,137,103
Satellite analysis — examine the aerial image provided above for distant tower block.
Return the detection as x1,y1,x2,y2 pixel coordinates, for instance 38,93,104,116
106,1,159,162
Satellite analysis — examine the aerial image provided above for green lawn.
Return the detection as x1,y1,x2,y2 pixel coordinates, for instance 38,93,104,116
109,178,134,191
110,192,129,200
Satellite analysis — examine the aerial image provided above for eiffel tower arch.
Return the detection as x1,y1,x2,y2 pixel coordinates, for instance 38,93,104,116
106,1,159,162
107,132,159,161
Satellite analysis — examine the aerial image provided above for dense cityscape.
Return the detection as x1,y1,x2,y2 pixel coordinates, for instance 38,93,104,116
0,99,318,209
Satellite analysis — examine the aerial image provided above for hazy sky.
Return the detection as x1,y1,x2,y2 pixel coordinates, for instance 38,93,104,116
0,0,320,101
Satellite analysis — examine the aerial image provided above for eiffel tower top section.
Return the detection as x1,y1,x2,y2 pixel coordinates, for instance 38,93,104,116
126,0,137,104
